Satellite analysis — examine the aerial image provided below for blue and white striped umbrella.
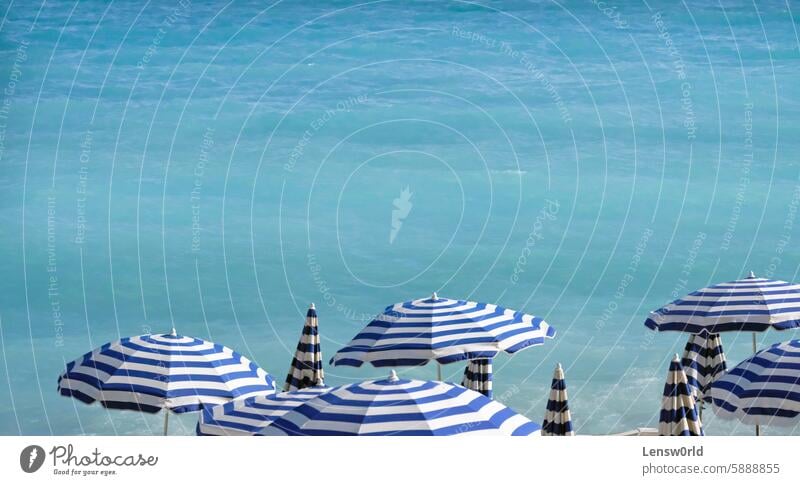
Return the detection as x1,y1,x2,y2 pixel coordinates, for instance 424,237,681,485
709,339,800,428
284,304,324,392
645,273,800,334
260,370,541,436
681,333,726,403
58,330,275,414
461,358,492,398
331,293,555,367
542,363,574,436
658,355,703,436
197,385,331,436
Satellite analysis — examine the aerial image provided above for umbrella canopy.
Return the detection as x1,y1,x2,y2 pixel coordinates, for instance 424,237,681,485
58,330,275,413
658,355,703,436
331,293,555,367
197,385,331,436
461,358,492,398
708,339,800,427
681,333,726,403
542,363,574,436
645,273,800,334
284,304,324,392
260,370,541,436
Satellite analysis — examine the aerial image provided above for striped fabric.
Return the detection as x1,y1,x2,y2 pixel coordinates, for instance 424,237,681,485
261,370,541,436
709,339,800,427
645,273,800,334
542,363,574,436
284,304,324,392
461,358,492,398
197,386,331,436
58,330,275,413
658,355,703,436
331,294,555,367
681,333,726,403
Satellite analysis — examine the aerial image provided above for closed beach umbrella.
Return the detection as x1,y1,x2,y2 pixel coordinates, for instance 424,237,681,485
658,355,703,436
542,363,574,436
331,293,555,379
58,329,275,434
461,358,492,398
681,333,726,403
708,339,800,434
260,370,541,436
284,303,324,392
197,385,331,436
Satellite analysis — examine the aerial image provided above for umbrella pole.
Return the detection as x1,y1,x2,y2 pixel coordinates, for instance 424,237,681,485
163,410,170,436
437,363,442,381
751,333,760,436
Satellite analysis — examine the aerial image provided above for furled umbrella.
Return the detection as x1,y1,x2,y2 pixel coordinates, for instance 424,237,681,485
260,370,541,436
542,363,574,436
331,293,555,380
708,339,800,435
58,329,275,434
681,332,726,403
197,384,331,436
658,355,703,436
284,303,324,392
461,358,492,398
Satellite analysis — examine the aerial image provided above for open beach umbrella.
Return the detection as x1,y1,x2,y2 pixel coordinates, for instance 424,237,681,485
681,333,726,403
461,358,492,398
708,339,800,435
58,329,275,434
542,363,574,436
331,293,555,379
646,272,800,350
658,355,703,436
260,370,541,436
284,303,324,392
197,384,331,436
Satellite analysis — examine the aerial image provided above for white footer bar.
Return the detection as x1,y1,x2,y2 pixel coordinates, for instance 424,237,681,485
1,436,796,484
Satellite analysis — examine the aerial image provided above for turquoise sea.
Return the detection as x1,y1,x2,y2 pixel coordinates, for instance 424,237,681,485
1,1,799,435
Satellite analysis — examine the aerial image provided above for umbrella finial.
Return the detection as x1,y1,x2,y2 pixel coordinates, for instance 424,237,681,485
556,362,563,370
389,370,399,382
170,327,177,336
309,302,315,310
431,292,438,301
748,271,756,278
673,353,680,362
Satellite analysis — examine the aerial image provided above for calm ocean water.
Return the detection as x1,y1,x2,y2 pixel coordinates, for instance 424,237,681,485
1,1,799,435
